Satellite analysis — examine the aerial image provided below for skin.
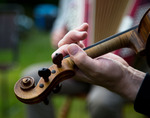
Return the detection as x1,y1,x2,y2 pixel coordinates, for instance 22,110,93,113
51,26,68,48
52,23,146,102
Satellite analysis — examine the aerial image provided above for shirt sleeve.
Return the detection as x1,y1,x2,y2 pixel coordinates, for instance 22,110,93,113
134,73,150,117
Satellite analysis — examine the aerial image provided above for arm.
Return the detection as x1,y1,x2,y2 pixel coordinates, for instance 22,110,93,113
52,23,146,101
52,23,148,115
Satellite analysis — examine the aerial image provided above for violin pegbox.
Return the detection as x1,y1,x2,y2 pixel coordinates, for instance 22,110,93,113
14,53,75,104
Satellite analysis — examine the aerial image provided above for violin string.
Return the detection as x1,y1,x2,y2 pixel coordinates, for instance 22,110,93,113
64,25,138,59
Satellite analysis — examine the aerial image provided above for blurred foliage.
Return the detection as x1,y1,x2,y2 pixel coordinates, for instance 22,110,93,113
0,26,54,118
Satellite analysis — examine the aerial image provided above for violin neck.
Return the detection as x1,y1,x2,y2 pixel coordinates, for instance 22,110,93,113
84,25,145,58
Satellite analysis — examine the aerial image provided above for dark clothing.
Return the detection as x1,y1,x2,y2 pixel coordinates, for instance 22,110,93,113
134,73,150,117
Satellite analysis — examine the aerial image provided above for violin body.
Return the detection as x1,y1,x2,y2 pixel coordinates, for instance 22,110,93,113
14,9,150,104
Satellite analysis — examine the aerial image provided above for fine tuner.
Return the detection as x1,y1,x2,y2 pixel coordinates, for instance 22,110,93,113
14,9,150,104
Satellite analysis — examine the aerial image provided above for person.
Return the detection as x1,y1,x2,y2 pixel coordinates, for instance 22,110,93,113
52,23,150,117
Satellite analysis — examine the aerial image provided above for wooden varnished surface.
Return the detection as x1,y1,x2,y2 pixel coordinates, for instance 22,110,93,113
14,58,75,104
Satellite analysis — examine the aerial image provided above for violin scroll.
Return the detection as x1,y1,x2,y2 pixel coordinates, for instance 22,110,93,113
14,56,75,104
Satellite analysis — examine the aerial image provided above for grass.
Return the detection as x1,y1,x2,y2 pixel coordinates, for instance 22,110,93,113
0,27,54,118
0,27,146,118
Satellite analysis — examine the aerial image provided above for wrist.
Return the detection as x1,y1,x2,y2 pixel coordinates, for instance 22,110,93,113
119,66,145,102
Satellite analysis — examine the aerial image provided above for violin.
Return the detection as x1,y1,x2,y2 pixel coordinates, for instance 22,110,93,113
14,9,150,104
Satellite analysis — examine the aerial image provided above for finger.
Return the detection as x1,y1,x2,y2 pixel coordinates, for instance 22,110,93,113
58,23,88,47
77,41,85,48
51,44,69,58
75,23,89,31
67,44,99,75
52,41,86,59
58,30,87,47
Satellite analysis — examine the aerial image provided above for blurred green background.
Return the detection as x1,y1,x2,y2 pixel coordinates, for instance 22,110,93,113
0,1,146,118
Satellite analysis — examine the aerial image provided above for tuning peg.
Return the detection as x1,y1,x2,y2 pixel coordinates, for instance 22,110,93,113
43,97,49,105
52,53,63,68
52,84,62,93
38,68,51,82
20,77,35,90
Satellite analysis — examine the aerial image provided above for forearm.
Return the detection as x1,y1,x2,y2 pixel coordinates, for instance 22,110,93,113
116,66,146,102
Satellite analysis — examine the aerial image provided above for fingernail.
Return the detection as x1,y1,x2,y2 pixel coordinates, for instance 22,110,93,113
77,32,86,37
68,45,79,56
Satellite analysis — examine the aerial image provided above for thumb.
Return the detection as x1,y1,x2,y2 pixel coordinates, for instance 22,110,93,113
67,44,96,73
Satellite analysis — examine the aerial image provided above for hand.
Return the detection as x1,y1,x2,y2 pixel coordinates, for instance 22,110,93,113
52,23,146,102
